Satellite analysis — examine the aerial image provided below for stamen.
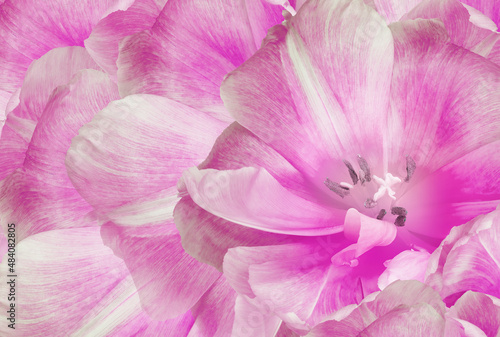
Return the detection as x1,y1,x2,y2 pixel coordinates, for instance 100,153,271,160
343,160,359,185
359,170,365,185
364,198,377,208
376,209,387,220
324,178,350,198
357,155,371,182
405,155,416,182
391,206,408,216
394,215,406,227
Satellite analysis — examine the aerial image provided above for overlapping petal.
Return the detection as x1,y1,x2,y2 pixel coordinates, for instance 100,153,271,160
117,0,289,122
0,47,101,181
0,69,119,241
0,0,134,95
0,227,195,337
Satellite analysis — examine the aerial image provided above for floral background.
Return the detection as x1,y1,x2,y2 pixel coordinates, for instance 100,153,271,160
0,0,499,336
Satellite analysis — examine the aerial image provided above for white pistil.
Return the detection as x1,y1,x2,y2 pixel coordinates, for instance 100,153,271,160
372,173,402,201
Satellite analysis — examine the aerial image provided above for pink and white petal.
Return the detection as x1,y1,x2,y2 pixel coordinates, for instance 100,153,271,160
0,47,101,180
378,249,431,290
0,69,119,241
66,94,226,215
99,188,220,320
388,18,500,174
0,227,196,337
232,296,282,337
117,0,286,122
373,0,423,23
461,0,500,27
275,323,301,337
343,209,397,258
181,166,345,236
84,0,162,79
359,303,446,336
221,0,394,177
404,0,497,53
448,291,500,337
399,141,500,239
439,213,500,301
189,276,237,337
174,197,302,270
0,0,134,95
306,280,446,336
199,122,313,202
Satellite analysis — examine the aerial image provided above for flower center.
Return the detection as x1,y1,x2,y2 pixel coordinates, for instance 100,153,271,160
324,155,416,227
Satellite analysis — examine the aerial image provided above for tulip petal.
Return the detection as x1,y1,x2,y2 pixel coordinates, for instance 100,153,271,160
99,189,220,320
174,197,299,270
378,249,431,290
66,94,226,214
388,18,500,173
0,0,134,95
232,296,283,337
0,69,119,241
0,227,195,336
117,0,286,122
425,208,500,304
405,0,498,53
373,0,423,23
449,291,500,337
190,276,237,337
221,0,394,177
180,166,345,236
199,122,313,201
0,47,101,180
84,0,163,79
399,141,500,239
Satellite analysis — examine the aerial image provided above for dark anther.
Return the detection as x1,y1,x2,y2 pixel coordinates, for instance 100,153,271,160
364,198,377,208
343,160,359,185
357,155,371,182
405,155,416,182
359,170,365,185
391,206,408,216
324,178,350,198
394,215,406,227
376,209,387,220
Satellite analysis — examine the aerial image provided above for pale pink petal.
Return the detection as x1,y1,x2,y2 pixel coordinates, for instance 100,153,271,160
221,0,394,177
0,227,195,336
307,280,446,336
0,47,101,180
425,208,500,304
0,0,134,95
0,69,119,241
448,291,500,337
180,166,345,236
65,94,226,319
189,276,237,337
275,323,301,337
404,0,498,55
84,0,163,79
461,0,500,26
378,249,431,290
359,304,445,336
232,296,282,337
199,122,313,201
343,208,397,258
117,0,285,122
66,94,226,215
174,197,300,270
388,18,500,173
462,3,498,31
373,0,423,23
99,189,220,320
